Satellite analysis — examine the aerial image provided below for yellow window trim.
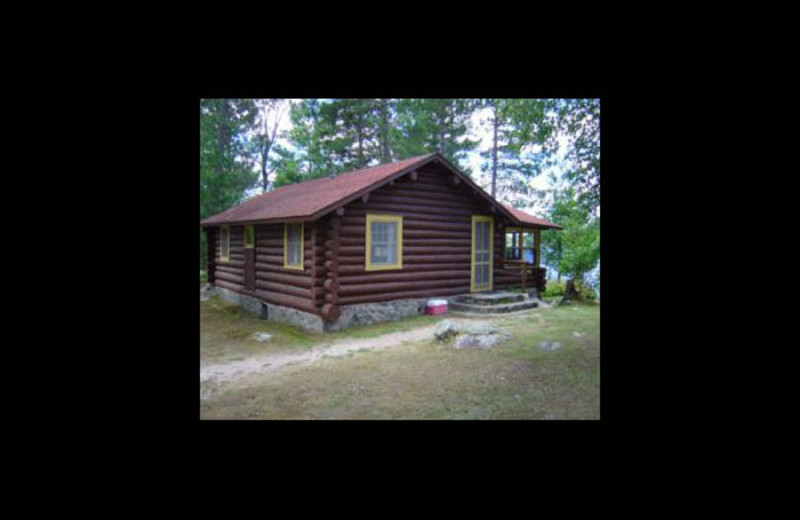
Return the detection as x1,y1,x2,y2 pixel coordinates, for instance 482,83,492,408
284,222,304,270
220,226,230,263
365,213,403,271
244,224,255,248
471,215,494,292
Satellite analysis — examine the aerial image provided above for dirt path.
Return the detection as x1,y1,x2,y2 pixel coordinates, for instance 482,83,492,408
200,322,454,385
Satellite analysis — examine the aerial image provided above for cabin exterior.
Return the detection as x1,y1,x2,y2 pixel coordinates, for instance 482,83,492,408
200,153,560,332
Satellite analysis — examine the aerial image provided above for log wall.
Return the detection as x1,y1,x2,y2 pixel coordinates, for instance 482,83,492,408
335,164,515,305
212,223,318,315
206,162,549,322
205,227,217,284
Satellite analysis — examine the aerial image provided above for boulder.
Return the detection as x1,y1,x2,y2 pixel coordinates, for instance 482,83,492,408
434,319,510,349
434,320,460,341
254,333,273,342
538,341,562,351
454,334,509,350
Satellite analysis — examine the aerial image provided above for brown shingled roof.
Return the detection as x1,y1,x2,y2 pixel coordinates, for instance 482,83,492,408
200,154,437,226
200,153,560,230
501,204,562,229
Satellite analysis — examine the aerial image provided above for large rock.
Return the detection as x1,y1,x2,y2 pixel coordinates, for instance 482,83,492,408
434,320,510,349
454,334,509,350
538,341,562,351
434,320,460,341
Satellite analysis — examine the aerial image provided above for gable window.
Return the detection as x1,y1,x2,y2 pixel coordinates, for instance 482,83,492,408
505,227,535,265
220,226,230,262
284,222,304,270
366,214,403,271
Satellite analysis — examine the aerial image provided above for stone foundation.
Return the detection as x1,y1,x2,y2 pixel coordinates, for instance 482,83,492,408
325,298,431,332
212,286,452,333
213,286,325,333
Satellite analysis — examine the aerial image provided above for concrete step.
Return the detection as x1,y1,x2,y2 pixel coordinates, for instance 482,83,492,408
449,298,538,314
455,292,526,306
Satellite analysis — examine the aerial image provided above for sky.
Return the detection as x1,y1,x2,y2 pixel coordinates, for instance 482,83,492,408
250,100,569,218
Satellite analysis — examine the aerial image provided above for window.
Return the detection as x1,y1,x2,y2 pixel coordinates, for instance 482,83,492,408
284,222,304,270
505,227,536,265
244,225,254,248
220,226,230,262
366,214,403,271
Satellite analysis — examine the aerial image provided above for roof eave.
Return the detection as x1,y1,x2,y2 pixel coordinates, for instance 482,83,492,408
307,153,439,221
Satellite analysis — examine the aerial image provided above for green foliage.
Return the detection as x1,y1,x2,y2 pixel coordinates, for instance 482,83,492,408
272,99,480,182
199,99,259,219
558,99,600,213
542,280,566,297
393,98,479,174
198,98,601,276
540,183,600,285
479,99,552,204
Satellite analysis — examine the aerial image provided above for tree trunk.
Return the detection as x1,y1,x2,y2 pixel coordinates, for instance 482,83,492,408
379,99,392,163
261,144,269,193
438,108,446,155
564,278,579,301
491,101,498,198
215,99,230,212
357,115,364,167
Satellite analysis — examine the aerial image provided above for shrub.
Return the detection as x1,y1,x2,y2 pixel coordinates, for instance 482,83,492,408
200,270,208,284
542,280,566,297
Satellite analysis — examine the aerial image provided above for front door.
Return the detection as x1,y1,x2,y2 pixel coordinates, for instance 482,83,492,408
471,216,493,292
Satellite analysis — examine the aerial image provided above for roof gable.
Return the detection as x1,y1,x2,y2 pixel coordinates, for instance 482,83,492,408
200,152,559,229
200,154,436,226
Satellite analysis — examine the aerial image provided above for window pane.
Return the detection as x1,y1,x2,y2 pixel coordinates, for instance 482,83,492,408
523,249,534,264
287,224,302,266
371,221,397,265
523,232,534,248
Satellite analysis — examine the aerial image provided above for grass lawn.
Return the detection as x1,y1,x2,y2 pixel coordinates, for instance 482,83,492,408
200,295,441,364
200,296,599,420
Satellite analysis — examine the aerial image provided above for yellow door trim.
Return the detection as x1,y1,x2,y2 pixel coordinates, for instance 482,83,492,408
471,215,494,292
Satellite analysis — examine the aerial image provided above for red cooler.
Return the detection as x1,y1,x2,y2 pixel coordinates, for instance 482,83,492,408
426,299,448,315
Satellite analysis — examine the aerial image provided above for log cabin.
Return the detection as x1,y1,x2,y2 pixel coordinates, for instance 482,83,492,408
200,153,561,332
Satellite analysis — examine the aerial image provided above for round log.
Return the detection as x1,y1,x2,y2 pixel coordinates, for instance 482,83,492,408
254,272,312,288
214,279,243,292
321,303,341,321
338,285,471,305
324,259,338,272
255,280,311,299
339,270,471,284
255,290,320,315
215,272,244,284
339,278,469,297
344,202,474,218
364,194,472,211
338,262,467,275
323,278,339,292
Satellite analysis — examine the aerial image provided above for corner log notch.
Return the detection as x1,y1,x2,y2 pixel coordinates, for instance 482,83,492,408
321,215,342,322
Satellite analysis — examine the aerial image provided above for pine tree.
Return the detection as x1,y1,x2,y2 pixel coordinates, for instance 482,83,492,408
199,98,259,268
394,99,478,174
478,99,545,205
